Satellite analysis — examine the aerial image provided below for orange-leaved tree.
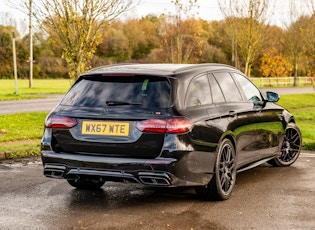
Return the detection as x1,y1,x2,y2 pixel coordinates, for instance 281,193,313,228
260,47,293,77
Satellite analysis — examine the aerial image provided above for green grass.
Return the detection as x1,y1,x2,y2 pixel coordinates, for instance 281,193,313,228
277,93,315,150
0,112,48,142
1,141,41,152
277,93,315,110
2,141,41,159
0,112,48,158
0,79,71,100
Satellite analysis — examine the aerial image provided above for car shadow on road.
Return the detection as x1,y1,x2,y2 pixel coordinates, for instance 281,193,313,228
64,162,303,211
66,183,198,210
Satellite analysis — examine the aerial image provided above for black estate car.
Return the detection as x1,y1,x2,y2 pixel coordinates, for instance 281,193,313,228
41,63,302,200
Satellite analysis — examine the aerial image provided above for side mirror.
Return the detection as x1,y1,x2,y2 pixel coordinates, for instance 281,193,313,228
266,91,279,102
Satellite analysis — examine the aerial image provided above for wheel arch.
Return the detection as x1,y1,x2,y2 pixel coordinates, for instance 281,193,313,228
218,132,236,153
283,109,296,125
204,132,237,200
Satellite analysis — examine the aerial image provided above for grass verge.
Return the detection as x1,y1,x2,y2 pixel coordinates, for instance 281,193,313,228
276,93,315,150
0,112,48,159
0,79,71,100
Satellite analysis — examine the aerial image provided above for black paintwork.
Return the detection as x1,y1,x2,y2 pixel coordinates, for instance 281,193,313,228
41,63,294,187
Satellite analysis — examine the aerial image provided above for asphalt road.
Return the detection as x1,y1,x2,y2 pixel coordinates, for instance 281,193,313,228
0,95,64,115
0,87,314,115
0,152,314,229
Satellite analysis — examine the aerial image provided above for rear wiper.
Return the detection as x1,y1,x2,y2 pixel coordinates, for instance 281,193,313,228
105,100,142,106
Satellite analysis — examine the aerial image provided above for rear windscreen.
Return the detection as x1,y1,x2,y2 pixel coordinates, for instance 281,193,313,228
61,75,171,108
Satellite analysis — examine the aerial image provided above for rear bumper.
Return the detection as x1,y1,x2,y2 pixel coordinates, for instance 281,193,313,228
41,150,216,187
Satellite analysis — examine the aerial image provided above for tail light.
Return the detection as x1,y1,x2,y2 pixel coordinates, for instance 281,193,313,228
45,114,77,129
136,118,192,134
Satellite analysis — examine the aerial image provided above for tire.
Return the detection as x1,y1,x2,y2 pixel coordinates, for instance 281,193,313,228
67,177,105,190
195,139,236,201
268,123,302,167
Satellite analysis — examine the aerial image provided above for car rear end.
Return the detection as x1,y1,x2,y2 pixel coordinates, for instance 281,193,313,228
41,72,206,187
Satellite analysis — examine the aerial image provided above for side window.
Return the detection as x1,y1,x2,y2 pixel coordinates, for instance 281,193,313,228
208,74,225,103
233,73,262,102
213,72,243,102
185,74,212,107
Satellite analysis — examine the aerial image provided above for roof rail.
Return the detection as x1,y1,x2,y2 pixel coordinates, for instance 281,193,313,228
86,63,239,75
173,63,238,73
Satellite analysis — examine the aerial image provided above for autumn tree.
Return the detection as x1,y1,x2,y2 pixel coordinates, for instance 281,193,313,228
96,20,129,63
281,0,315,81
154,0,205,63
301,14,315,77
279,0,305,85
162,18,206,63
283,17,308,84
0,25,28,79
4,0,34,87
123,16,160,60
207,20,239,66
34,0,139,79
261,47,293,77
218,0,274,77
95,16,160,63
200,20,229,63
28,32,68,79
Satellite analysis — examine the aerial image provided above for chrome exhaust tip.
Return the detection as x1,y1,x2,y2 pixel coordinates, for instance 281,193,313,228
139,172,171,186
44,165,66,179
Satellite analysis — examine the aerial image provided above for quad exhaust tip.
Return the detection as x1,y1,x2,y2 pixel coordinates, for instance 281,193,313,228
139,172,171,186
43,165,172,186
44,165,66,179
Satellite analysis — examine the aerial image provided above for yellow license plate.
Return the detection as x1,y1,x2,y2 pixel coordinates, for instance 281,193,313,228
81,121,130,136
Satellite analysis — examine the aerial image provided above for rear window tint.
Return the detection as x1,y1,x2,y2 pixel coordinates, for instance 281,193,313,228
61,75,171,108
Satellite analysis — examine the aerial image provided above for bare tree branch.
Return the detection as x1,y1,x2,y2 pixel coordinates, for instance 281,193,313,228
217,0,275,76
31,0,139,79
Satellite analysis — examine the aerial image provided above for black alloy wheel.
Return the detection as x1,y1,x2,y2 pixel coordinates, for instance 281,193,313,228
269,123,302,167
196,139,236,201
